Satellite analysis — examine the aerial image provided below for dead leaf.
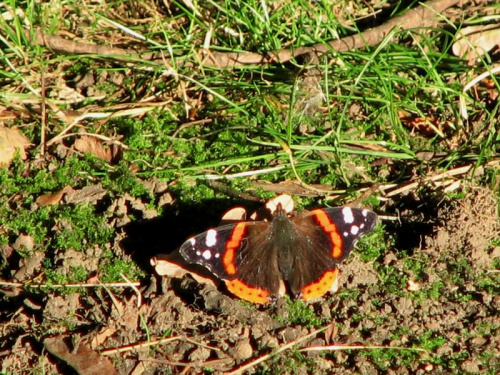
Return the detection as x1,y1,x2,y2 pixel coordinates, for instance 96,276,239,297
36,186,73,206
398,110,446,137
324,321,338,345
86,274,100,283
44,335,118,375
415,151,447,161
90,327,117,349
453,25,500,64
250,194,294,220
0,125,31,166
73,135,121,163
12,252,44,281
65,184,106,204
371,157,393,167
151,253,218,287
220,207,247,224
38,184,107,207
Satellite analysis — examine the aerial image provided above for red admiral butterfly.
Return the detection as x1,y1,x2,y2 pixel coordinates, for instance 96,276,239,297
179,204,377,304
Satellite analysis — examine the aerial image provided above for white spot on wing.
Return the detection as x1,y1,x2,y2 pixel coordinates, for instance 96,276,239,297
362,209,368,217
202,249,212,260
196,251,201,256
215,253,220,258
189,238,196,246
205,229,217,247
342,207,354,223
350,225,359,235
343,231,349,237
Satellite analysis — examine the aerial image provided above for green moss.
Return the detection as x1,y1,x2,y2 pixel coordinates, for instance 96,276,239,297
53,205,114,251
277,298,323,328
356,225,386,261
363,348,421,370
45,265,89,285
100,258,144,282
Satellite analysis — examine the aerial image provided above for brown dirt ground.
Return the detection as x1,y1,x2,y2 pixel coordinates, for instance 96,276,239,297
1,182,499,374
1,1,500,374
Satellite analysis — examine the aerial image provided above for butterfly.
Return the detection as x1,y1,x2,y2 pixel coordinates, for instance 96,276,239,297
179,204,377,304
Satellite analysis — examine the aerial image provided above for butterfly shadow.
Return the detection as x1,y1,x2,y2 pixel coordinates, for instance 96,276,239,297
119,197,260,301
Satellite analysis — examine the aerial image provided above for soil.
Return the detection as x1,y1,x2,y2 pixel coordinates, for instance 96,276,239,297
1,182,499,374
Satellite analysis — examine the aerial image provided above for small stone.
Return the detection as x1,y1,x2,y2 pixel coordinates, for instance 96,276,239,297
13,234,35,251
188,347,211,362
260,334,279,349
232,338,253,361
469,336,487,347
424,363,434,372
461,359,480,373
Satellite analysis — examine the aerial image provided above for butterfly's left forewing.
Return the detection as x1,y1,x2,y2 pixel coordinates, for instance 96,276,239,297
179,224,240,280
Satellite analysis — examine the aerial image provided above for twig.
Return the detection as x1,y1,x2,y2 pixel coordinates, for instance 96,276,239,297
40,65,46,155
140,357,233,368
0,280,140,288
31,28,136,57
100,336,220,356
198,0,460,67
460,63,500,119
383,161,500,197
300,343,429,354
203,166,287,180
193,0,460,67
28,0,460,69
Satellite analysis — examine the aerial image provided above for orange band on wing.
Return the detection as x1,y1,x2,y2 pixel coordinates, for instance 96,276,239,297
226,279,271,304
222,222,247,275
311,209,343,259
300,269,339,301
